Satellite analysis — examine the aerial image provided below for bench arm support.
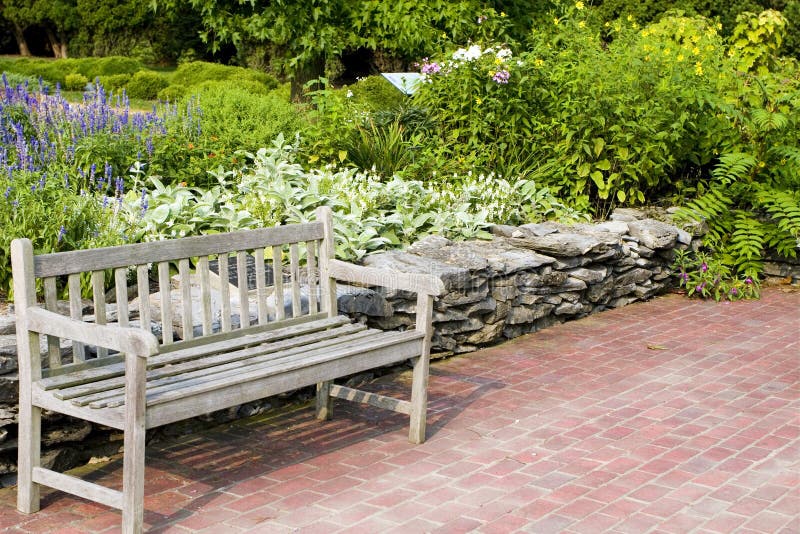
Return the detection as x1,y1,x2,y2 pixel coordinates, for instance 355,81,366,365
328,259,445,297
23,307,159,358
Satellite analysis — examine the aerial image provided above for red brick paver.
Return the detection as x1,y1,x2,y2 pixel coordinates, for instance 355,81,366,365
1,288,798,533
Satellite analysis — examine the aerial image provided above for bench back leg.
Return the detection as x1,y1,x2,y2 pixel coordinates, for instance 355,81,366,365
12,239,42,513
409,293,434,444
316,381,334,421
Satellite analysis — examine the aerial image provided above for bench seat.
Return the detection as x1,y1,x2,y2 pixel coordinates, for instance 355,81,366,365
33,315,424,429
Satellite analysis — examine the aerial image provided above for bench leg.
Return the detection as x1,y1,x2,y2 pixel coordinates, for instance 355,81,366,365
122,356,147,534
409,355,430,444
316,381,334,420
17,402,41,514
409,293,434,445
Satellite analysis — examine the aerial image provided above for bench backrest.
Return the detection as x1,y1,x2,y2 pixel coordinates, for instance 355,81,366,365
12,206,337,373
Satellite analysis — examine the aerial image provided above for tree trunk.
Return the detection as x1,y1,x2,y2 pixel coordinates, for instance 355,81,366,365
12,22,31,57
45,27,68,59
290,54,326,103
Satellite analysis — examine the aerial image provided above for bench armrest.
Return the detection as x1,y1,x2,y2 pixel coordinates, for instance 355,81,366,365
329,259,445,297
23,307,160,357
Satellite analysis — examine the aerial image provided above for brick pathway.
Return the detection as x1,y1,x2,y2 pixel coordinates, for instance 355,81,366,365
1,288,798,533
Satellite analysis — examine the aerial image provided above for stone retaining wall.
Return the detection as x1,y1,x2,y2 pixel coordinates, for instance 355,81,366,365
0,207,797,485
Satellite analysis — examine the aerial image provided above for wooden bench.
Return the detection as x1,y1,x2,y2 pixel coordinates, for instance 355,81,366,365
11,206,443,533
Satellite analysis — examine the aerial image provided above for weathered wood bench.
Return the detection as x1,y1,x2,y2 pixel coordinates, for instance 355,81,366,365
11,206,443,533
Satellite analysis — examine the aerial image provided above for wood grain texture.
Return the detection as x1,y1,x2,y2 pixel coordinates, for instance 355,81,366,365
272,246,285,321
25,308,159,357
136,265,151,333
43,277,61,369
115,268,129,329
32,468,122,510
237,251,249,329
10,238,42,513
329,384,412,415
34,223,325,278
289,243,301,318
198,257,212,336
315,207,337,318
254,248,268,325
68,273,86,362
218,254,232,332
158,262,172,345
179,259,192,341
329,259,445,296
92,271,109,359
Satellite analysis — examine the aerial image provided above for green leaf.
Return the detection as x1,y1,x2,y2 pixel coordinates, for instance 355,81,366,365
595,159,611,171
577,162,591,177
617,190,626,203
593,138,605,157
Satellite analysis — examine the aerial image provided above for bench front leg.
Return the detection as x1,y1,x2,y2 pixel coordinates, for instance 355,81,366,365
409,293,434,444
122,353,148,534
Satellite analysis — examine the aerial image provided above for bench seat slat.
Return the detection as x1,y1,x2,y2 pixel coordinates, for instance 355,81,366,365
145,330,424,407
38,315,347,391
77,327,380,409
57,323,369,403
61,329,420,410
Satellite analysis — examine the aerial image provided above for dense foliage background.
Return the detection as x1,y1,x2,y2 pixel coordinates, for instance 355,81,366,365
0,0,798,299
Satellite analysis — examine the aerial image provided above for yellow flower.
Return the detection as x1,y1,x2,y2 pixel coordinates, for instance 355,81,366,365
627,14,634,22
475,97,482,105
534,58,544,67
663,48,671,56
644,55,650,62
677,53,685,62
632,22,639,29
692,46,700,55
553,17,560,25
495,57,503,65
575,1,585,9
578,20,586,28
695,61,703,75
500,11,506,17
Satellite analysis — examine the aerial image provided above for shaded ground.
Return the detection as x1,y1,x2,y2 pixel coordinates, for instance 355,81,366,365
0,288,798,533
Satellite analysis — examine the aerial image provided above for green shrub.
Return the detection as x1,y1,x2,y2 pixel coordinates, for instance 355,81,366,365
97,74,131,91
80,56,143,77
349,76,406,111
0,56,143,87
193,79,271,95
186,83,304,153
126,71,169,100
170,61,278,90
65,73,89,91
157,84,188,102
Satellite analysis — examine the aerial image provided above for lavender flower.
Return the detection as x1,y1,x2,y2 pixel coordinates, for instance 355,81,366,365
492,70,511,84
57,225,67,243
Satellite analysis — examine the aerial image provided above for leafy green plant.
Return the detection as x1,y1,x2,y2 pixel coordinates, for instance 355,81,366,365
673,249,760,301
126,71,169,100
169,61,277,90
65,73,89,91
674,11,800,279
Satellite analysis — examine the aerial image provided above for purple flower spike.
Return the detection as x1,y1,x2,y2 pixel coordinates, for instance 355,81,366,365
700,262,708,272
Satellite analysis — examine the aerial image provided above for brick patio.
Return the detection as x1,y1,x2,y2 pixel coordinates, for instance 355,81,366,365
1,288,798,533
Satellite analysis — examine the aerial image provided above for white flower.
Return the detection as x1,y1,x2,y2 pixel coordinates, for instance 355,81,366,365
346,90,353,98
496,48,513,60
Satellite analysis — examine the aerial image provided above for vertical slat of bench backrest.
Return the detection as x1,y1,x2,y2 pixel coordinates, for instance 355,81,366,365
67,274,86,362
91,271,108,358
272,246,285,321
178,259,193,340
289,243,301,318
306,240,318,314
316,206,337,318
218,254,232,332
158,262,173,345
115,268,129,329
236,251,249,328
198,257,212,336
43,277,61,369
254,248,268,325
136,265,151,333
